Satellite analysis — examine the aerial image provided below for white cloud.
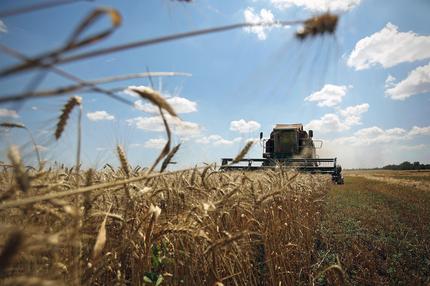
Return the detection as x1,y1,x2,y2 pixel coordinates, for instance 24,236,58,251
321,135,429,169
347,23,430,70
196,134,242,146
230,119,261,133
0,108,19,118
305,84,348,107
271,0,361,12
339,103,369,126
143,138,168,149
126,114,201,137
0,20,7,33
305,103,369,133
31,106,38,111
385,62,430,100
243,7,278,40
409,126,430,136
305,113,349,133
385,75,396,88
135,96,197,114
331,125,430,146
87,111,115,121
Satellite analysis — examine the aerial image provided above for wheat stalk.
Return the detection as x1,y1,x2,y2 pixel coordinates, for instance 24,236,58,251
129,86,177,117
116,145,130,178
7,145,30,192
1,122,42,169
55,96,82,140
231,141,254,164
160,143,181,172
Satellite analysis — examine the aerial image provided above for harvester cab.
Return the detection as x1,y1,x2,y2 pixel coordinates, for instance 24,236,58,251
221,123,344,184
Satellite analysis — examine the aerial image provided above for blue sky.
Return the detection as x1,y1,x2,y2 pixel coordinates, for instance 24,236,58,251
0,0,429,169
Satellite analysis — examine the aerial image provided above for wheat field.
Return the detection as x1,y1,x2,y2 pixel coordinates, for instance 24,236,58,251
0,161,337,285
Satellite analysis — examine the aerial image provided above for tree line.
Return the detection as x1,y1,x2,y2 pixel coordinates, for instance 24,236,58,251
382,161,430,170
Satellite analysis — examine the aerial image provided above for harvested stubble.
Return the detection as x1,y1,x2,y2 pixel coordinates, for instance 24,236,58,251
0,164,332,285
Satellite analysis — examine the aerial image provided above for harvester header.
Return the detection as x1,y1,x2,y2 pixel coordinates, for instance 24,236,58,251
221,123,344,184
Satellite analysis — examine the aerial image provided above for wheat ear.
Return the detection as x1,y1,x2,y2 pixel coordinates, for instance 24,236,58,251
55,96,81,140
231,141,254,164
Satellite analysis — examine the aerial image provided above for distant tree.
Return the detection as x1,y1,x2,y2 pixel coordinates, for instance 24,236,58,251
382,161,430,170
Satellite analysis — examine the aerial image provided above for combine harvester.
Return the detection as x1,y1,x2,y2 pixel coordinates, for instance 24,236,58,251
221,123,344,184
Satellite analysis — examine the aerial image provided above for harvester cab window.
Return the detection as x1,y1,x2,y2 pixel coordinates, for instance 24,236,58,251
275,130,297,156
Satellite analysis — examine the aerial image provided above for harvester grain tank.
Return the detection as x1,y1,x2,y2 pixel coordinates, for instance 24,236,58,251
221,123,344,184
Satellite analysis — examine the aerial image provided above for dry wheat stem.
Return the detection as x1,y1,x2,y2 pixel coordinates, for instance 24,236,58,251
0,0,90,18
50,19,305,66
0,19,305,77
1,122,42,168
7,145,30,192
0,8,122,78
160,143,181,172
0,166,205,209
231,141,254,165
0,44,134,107
146,108,172,174
0,72,191,104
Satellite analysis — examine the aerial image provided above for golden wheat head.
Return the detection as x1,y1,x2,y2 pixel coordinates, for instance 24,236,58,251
129,86,177,117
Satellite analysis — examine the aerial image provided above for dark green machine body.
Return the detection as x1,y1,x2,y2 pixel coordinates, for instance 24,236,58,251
221,123,344,184
262,124,316,162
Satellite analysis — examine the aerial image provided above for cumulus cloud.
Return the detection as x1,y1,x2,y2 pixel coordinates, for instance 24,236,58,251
0,108,19,118
196,135,242,146
243,7,278,40
331,125,430,146
305,103,369,133
87,111,115,121
321,132,429,168
126,114,201,137
385,62,430,100
134,96,197,114
347,23,430,70
305,84,348,107
0,20,7,33
409,126,430,136
271,0,361,12
230,119,261,133
143,138,168,149
339,103,369,126
305,113,349,133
